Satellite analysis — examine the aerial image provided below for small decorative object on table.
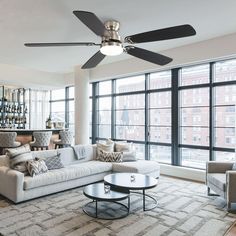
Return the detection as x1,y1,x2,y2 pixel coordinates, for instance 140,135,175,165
104,184,110,193
130,174,135,182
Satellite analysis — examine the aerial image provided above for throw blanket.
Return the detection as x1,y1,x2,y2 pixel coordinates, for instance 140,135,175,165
73,145,88,160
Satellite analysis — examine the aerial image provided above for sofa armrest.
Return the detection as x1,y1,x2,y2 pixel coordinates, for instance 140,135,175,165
226,171,236,203
206,161,234,173
0,166,24,203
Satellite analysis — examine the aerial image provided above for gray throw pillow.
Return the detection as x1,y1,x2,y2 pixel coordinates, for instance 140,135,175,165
43,154,64,170
6,144,33,175
26,158,48,177
122,151,137,162
98,150,123,162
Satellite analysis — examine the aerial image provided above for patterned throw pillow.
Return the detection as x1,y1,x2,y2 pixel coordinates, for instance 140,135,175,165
98,149,123,162
6,144,33,175
26,158,48,177
43,154,64,170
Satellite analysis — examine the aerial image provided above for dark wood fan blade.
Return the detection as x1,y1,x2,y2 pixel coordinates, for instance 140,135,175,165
125,46,172,66
125,24,196,44
24,42,99,47
82,51,106,69
73,11,105,36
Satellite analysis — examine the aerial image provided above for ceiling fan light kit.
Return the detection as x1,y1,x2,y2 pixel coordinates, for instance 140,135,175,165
100,20,123,56
100,42,123,56
25,11,196,69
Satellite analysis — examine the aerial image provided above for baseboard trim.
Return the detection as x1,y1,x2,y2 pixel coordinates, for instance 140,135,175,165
160,164,205,183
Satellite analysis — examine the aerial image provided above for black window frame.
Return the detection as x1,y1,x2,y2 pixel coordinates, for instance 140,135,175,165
89,58,236,169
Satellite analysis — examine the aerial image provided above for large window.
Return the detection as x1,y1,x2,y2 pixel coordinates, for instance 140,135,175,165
148,71,172,164
213,59,236,161
90,58,236,169
50,86,74,134
115,76,145,159
97,81,112,138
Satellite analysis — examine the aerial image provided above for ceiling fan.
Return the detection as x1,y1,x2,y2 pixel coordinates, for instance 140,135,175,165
24,11,196,69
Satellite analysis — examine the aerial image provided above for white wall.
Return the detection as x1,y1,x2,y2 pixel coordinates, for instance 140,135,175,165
0,63,72,89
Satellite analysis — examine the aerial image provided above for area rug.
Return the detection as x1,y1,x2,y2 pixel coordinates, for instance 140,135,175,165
0,176,235,236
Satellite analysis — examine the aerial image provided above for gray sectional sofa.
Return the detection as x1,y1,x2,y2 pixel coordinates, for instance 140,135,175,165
0,145,160,203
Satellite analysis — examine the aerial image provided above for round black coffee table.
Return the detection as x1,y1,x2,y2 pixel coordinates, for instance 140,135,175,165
83,183,130,219
104,173,158,211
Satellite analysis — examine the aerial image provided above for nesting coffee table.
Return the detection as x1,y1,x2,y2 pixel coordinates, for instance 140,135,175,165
83,183,130,219
83,173,158,219
104,173,158,211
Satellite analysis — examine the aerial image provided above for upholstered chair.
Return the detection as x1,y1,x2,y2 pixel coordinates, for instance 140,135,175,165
53,130,73,149
30,131,52,150
0,132,21,154
206,161,236,211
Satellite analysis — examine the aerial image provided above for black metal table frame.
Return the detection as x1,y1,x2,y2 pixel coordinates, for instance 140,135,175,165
105,182,158,212
83,193,130,220
131,189,157,211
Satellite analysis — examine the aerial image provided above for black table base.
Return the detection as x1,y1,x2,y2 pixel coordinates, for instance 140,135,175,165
131,189,158,211
110,186,158,212
83,199,130,220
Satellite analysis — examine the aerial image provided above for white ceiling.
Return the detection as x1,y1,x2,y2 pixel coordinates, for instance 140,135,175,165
0,0,236,73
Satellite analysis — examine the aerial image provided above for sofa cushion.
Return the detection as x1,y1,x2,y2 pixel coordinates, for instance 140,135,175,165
207,173,226,192
112,160,160,174
6,144,33,175
26,158,48,177
23,160,112,190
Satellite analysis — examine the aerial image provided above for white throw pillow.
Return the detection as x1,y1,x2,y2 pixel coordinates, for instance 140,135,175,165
115,142,132,152
96,141,114,159
6,144,33,175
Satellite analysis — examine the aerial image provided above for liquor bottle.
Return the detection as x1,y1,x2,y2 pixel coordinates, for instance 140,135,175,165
46,115,52,129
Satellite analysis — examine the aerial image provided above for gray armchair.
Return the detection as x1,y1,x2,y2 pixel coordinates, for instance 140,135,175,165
206,161,236,210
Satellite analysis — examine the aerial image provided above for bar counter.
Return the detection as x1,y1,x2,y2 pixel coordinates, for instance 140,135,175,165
0,128,63,149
